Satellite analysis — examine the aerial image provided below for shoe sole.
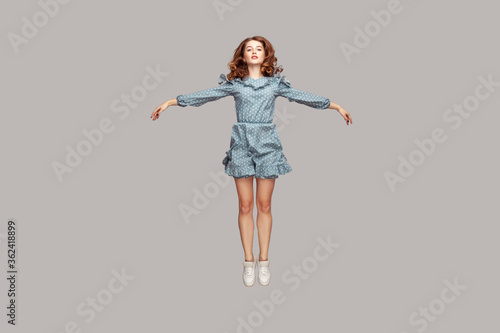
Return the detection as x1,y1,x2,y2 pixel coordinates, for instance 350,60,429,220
243,276,256,287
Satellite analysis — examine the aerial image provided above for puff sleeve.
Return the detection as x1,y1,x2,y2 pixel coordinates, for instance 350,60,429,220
176,74,234,107
276,76,330,110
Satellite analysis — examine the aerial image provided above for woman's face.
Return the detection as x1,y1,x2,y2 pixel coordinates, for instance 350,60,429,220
243,40,265,65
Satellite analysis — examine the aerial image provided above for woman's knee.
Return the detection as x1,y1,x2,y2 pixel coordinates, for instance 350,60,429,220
256,200,271,214
239,200,254,215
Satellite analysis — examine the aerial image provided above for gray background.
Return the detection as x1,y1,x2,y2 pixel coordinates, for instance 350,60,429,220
1,0,499,332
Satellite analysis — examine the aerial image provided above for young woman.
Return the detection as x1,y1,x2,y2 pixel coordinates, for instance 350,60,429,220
151,36,352,287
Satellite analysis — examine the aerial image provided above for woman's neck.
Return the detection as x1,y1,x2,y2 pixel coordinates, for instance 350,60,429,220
247,66,263,79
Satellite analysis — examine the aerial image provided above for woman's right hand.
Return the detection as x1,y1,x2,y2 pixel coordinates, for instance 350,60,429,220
151,102,169,121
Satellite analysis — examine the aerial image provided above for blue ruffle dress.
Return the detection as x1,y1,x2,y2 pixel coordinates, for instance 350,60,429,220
176,73,330,179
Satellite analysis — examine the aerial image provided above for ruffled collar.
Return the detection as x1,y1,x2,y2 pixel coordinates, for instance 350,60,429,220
219,73,281,89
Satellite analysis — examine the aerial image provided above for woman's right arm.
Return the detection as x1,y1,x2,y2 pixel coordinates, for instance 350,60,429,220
151,74,233,121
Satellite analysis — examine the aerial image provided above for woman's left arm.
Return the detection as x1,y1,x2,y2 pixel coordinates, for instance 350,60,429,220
327,101,353,125
277,76,353,125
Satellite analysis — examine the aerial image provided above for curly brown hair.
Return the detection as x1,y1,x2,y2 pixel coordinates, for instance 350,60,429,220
226,36,283,81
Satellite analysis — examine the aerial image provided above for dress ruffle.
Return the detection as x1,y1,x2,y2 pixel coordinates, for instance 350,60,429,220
218,73,235,85
222,146,292,179
277,75,292,88
220,73,281,90
222,150,254,178
255,151,292,178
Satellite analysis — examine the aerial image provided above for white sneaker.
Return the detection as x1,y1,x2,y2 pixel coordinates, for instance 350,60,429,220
242,260,256,287
258,260,271,286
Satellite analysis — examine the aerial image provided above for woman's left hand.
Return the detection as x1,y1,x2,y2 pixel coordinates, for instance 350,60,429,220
338,107,353,125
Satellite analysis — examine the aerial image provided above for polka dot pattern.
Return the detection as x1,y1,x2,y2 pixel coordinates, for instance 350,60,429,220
176,73,331,179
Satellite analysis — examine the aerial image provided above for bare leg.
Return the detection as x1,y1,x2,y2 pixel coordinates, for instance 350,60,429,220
234,176,255,262
255,178,276,261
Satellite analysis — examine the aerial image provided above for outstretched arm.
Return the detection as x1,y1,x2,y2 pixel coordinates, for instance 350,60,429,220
277,76,331,109
277,76,352,125
151,74,233,121
176,81,233,107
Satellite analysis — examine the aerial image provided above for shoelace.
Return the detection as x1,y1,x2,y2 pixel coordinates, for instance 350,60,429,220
244,267,254,277
260,267,270,275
